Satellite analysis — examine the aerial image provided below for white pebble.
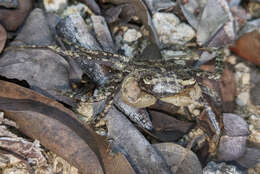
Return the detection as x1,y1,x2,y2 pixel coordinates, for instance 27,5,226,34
44,0,68,13
123,29,142,43
236,92,250,106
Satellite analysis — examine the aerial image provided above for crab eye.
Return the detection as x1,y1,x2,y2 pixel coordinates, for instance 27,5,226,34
145,76,152,81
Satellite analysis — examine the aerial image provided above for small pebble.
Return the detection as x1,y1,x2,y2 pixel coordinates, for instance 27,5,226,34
62,3,89,17
153,12,195,45
0,112,4,118
123,29,142,43
248,130,260,146
44,0,68,13
236,92,250,106
235,63,250,73
249,115,260,130
226,56,237,65
241,73,250,85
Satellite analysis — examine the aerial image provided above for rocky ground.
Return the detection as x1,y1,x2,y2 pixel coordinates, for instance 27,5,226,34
0,0,259,174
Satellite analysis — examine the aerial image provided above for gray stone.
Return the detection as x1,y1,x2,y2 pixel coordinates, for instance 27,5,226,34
217,135,247,161
223,113,250,136
14,8,56,46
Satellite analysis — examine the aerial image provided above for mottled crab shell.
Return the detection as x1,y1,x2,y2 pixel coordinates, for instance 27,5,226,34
160,83,202,107
121,76,156,108
139,71,196,98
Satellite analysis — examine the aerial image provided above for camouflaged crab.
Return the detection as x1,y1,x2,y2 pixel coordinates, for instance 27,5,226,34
10,42,224,152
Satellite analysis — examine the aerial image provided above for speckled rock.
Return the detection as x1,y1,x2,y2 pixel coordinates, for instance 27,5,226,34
153,12,195,45
56,14,102,50
203,161,244,174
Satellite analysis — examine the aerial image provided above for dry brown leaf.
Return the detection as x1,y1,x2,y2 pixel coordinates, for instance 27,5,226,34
230,30,260,66
0,80,138,174
0,80,104,174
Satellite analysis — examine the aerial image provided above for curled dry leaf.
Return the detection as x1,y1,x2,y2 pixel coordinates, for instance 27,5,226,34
0,0,33,31
0,24,7,53
230,30,260,66
0,80,137,174
0,80,104,174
